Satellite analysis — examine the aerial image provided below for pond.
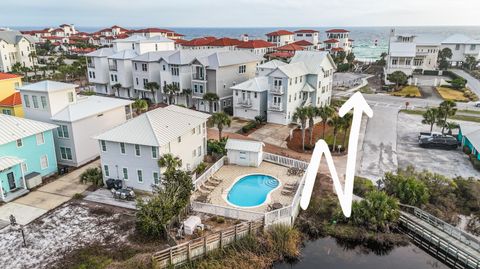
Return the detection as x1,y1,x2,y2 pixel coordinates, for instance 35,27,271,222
275,237,449,269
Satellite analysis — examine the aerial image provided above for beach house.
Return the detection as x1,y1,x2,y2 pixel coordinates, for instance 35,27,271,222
0,73,23,116
0,30,37,73
441,34,480,67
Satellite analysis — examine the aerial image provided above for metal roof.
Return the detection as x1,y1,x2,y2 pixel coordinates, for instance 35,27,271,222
0,156,24,170
389,42,416,57
257,60,287,70
108,49,139,60
225,139,264,152
17,80,77,93
231,76,269,92
93,105,210,147
0,30,37,45
442,34,480,45
85,47,115,58
0,114,57,145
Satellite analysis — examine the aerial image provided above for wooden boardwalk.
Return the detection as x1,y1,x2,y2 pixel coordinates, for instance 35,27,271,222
399,205,480,269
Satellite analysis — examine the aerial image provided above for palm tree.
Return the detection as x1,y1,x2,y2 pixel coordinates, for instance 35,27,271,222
112,83,122,97
145,82,160,103
317,106,334,140
210,112,231,140
328,115,343,151
203,92,219,114
422,108,439,133
163,83,180,105
438,100,457,134
183,88,192,108
445,121,459,135
132,99,148,115
293,107,309,152
158,153,182,175
80,167,103,187
341,112,353,148
305,106,318,146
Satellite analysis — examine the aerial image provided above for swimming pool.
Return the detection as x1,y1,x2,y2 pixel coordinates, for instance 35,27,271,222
226,174,280,207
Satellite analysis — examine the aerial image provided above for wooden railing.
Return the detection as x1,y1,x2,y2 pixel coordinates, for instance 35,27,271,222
152,220,264,268
192,156,226,190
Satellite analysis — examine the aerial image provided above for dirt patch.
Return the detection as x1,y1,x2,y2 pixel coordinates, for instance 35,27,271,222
286,123,349,154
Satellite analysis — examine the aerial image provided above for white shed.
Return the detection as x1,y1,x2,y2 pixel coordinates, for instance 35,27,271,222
225,139,264,167
183,216,202,235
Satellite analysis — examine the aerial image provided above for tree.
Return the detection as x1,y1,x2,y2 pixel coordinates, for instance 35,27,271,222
340,112,353,148
203,92,219,113
387,71,408,90
158,153,182,176
346,52,355,64
422,108,439,133
80,167,103,187
317,105,334,140
145,82,160,104
293,107,309,152
438,48,452,70
445,121,459,135
183,88,192,108
112,83,122,96
448,78,466,90
464,55,478,70
376,52,387,66
382,172,430,206
210,112,231,141
333,51,346,64
305,106,318,146
438,100,457,134
132,99,148,115
328,115,343,151
163,83,180,105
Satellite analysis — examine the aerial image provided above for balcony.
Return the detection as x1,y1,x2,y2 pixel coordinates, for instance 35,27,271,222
109,64,118,71
268,102,283,111
237,99,252,108
192,73,205,80
270,85,284,95
87,62,95,68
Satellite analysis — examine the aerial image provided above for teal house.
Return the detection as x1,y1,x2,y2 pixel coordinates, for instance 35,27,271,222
0,114,58,202
458,124,480,161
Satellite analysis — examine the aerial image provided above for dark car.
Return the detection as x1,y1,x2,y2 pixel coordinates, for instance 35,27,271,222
418,136,459,149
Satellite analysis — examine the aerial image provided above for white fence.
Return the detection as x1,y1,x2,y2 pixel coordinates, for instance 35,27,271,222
263,152,309,170
192,156,226,190
191,201,265,221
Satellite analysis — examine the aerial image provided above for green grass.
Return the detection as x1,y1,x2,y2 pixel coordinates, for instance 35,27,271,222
390,86,422,97
458,109,480,115
357,85,374,94
400,109,480,123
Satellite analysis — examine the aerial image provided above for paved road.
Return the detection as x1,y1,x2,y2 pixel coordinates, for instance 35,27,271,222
450,69,480,96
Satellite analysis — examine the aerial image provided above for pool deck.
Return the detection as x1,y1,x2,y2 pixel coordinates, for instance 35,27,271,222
194,161,302,213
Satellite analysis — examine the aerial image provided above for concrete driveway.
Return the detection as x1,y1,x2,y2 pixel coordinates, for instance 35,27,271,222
0,160,98,225
248,123,292,148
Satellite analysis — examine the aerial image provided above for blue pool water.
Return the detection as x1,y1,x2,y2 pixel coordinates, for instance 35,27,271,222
227,174,279,207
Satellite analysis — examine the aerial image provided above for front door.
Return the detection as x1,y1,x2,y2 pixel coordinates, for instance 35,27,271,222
7,172,16,190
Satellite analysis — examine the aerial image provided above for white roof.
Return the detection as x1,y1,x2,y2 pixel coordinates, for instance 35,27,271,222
415,35,443,46
17,80,77,93
257,60,287,70
109,49,139,60
112,35,174,43
389,42,416,57
0,114,57,145
207,51,262,68
290,51,336,73
132,51,175,62
86,47,115,57
225,139,264,152
466,129,480,151
0,156,24,170
51,95,133,122
231,76,269,92
94,105,210,147
276,62,310,78
442,34,480,45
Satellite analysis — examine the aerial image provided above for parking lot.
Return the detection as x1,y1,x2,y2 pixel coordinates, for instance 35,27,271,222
396,113,480,179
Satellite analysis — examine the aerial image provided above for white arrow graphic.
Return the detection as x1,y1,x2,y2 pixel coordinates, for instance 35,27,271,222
300,92,373,217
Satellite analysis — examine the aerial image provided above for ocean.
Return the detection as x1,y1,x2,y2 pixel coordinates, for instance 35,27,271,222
8,26,480,62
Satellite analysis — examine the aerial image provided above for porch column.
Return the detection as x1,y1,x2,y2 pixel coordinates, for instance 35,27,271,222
20,162,27,189
0,180,5,201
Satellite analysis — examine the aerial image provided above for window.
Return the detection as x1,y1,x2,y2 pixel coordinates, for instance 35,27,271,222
171,65,179,76
120,143,126,154
192,128,195,135
2,109,11,115
60,147,73,160
153,172,159,185
123,168,128,180
162,65,166,71
143,78,148,86
392,59,398,65
40,155,48,169
101,140,107,152
254,92,257,98
471,44,476,50
36,132,45,145
136,77,139,85
134,63,138,71
178,136,181,143
40,96,48,109
239,65,246,74
16,139,23,147
23,95,30,107
239,151,246,160
142,63,148,72
32,95,39,108
67,92,74,103
21,162,28,173
135,144,141,156
455,44,460,50
151,147,158,159
104,165,110,177
137,170,143,183
198,146,202,157
192,149,196,157
57,125,69,138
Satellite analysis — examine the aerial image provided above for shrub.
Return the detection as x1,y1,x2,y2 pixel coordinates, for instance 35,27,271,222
266,224,301,260
254,115,266,124
469,154,480,171
353,177,375,197
223,106,233,116
336,63,351,72
463,146,472,155
241,121,257,133
80,167,103,187
194,162,207,175
73,193,85,200
207,137,227,155
447,78,467,90
382,171,429,206
423,70,439,76
216,216,225,224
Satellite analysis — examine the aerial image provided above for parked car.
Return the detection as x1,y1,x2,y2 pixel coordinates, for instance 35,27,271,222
418,131,443,140
419,136,459,149
474,102,480,108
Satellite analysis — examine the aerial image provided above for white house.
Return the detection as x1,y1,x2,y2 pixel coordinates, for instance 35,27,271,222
325,29,353,55
441,34,480,66
93,105,210,192
0,30,37,72
232,76,269,120
108,49,139,98
226,139,264,167
236,39,276,56
266,30,295,47
234,51,336,125
18,80,133,167
294,30,320,49
86,47,116,94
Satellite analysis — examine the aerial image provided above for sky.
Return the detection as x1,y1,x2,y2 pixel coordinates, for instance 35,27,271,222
2,0,480,28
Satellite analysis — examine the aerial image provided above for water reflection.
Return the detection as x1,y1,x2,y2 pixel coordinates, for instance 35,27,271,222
275,237,449,269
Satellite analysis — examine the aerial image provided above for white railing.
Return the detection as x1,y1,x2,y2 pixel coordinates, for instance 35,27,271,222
191,201,265,221
268,103,283,111
270,85,284,94
237,99,252,107
192,156,226,190
263,152,309,170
